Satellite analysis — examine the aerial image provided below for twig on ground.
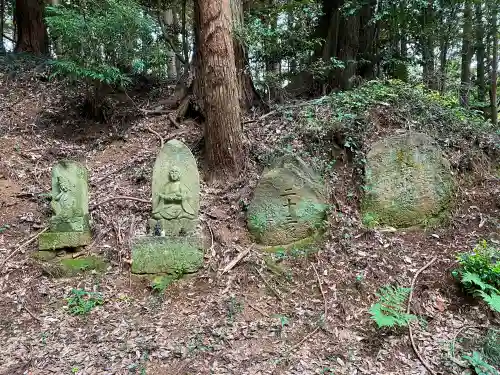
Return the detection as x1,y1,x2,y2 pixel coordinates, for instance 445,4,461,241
254,267,283,301
23,304,42,322
221,245,254,275
146,126,164,148
247,302,270,318
168,112,181,129
407,256,438,375
0,227,48,271
91,196,150,211
288,263,327,352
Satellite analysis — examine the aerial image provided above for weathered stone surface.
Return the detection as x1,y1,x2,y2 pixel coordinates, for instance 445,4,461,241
39,160,92,250
132,139,204,275
247,157,328,246
131,236,203,274
34,253,108,277
362,132,455,228
148,140,200,236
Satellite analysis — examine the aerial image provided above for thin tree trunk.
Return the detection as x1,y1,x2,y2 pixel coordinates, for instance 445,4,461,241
195,0,246,181
230,0,264,110
475,2,486,103
0,0,5,54
460,0,473,107
14,0,48,55
173,12,182,78
163,9,177,79
421,2,437,90
490,4,498,126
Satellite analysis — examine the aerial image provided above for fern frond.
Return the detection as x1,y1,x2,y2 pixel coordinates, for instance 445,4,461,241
369,285,417,328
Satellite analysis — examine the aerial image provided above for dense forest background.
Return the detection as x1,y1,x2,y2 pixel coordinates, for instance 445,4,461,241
2,0,500,160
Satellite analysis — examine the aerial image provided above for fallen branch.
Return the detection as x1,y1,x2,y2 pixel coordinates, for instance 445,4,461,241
221,245,254,275
91,196,150,211
23,304,42,322
254,267,283,301
0,227,48,271
407,257,438,375
168,112,181,129
146,126,164,148
247,302,270,318
288,263,327,352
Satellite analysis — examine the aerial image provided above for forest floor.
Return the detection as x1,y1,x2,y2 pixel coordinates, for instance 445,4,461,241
0,62,499,375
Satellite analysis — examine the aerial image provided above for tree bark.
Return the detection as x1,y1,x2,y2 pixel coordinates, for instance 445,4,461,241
14,0,48,55
420,2,437,90
230,0,264,111
475,2,486,103
490,4,498,126
163,9,177,79
195,0,246,181
0,0,5,54
460,0,473,107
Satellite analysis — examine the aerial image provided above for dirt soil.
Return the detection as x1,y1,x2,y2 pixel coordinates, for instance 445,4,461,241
0,68,499,375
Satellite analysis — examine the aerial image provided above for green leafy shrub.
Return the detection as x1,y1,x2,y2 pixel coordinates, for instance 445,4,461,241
455,240,500,290
45,0,160,117
460,272,500,313
66,288,104,315
369,285,417,328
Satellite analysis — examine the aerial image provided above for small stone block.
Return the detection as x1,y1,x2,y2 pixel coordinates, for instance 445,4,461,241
39,231,92,250
131,235,204,275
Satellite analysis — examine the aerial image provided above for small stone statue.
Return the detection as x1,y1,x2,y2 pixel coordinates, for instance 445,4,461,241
51,175,76,218
152,166,195,221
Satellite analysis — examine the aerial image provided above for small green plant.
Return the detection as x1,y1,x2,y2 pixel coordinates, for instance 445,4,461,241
0,224,10,234
460,272,500,312
226,296,243,322
462,351,499,375
369,285,417,328
150,274,179,294
453,240,500,313
71,367,79,374
454,240,500,290
66,288,104,315
482,329,500,365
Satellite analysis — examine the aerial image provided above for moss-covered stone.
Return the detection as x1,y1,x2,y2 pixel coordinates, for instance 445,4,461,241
361,132,455,228
38,255,108,277
247,156,328,246
131,235,204,275
39,231,92,250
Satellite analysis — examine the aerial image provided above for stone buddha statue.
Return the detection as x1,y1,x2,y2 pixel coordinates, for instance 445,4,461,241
152,166,195,221
51,175,76,218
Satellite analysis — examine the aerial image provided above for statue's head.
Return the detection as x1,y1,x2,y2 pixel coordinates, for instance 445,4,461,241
58,176,69,192
169,166,181,182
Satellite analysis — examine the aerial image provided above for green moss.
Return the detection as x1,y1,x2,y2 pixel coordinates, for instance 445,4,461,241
260,233,324,254
39,231,92,250
39,255,108,277
361,133,455,229
131,235,204,275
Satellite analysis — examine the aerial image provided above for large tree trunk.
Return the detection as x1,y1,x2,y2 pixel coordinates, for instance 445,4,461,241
195,0,246,182
460,0,473,107
490,4,498,126
14,0,48,55
475,2,486,104
230,0,264,111
163,9,177,80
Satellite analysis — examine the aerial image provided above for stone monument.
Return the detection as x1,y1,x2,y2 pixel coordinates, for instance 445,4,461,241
247,156,329,249
131,140,204,275
39,160,92,250
361,132,455,228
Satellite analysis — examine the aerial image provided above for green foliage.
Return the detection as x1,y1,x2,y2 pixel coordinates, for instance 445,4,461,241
0,224,10,234
65,288,104,315
369,285,417,328
482,329,500,366
453,240,500,312
455,240,500,290
460,272,500,312
150,274,179,294
462,351,499,375
45,0,159,87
